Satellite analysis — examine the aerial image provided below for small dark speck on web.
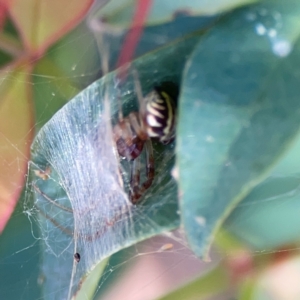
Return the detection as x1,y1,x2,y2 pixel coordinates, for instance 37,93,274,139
74,253,81,263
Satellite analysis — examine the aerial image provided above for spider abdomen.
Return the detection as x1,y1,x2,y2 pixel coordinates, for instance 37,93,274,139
144,88,176,144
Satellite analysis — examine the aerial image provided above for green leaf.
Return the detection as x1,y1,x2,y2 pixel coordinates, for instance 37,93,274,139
89,7,218,72
29,32,201,299
95,0,257,28
178,0,300,259
238,278,256,300
226,133,300,249
47,22,101,89
33,56,79,129
75,258,109,300
8,0,94,55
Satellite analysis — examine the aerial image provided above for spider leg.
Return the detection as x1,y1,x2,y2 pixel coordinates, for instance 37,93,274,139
128,112,147,140
115,73,143,143
32,183,73,213
130,139,154,204
132,69,144,113
113,83,136,160
116,116,133,145
143,139,155,189
129,154,141,203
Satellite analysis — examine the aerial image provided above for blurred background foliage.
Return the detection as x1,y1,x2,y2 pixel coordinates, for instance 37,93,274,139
1,0,300,299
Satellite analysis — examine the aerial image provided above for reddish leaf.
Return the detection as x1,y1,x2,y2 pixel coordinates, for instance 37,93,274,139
7,0,94,56
0,1,8,30
116,0,152,71
0,61,34,232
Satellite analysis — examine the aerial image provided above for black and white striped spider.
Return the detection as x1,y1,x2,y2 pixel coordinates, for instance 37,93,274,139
113,74,178,204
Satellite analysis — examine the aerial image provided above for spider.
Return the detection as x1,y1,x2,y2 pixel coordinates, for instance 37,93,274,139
113,72,178,204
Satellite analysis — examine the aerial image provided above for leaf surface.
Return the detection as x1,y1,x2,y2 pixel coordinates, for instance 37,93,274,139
178,0,300,259
8,0,93,55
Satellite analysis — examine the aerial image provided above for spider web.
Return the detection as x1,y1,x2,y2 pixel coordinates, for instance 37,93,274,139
26,64,179,299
